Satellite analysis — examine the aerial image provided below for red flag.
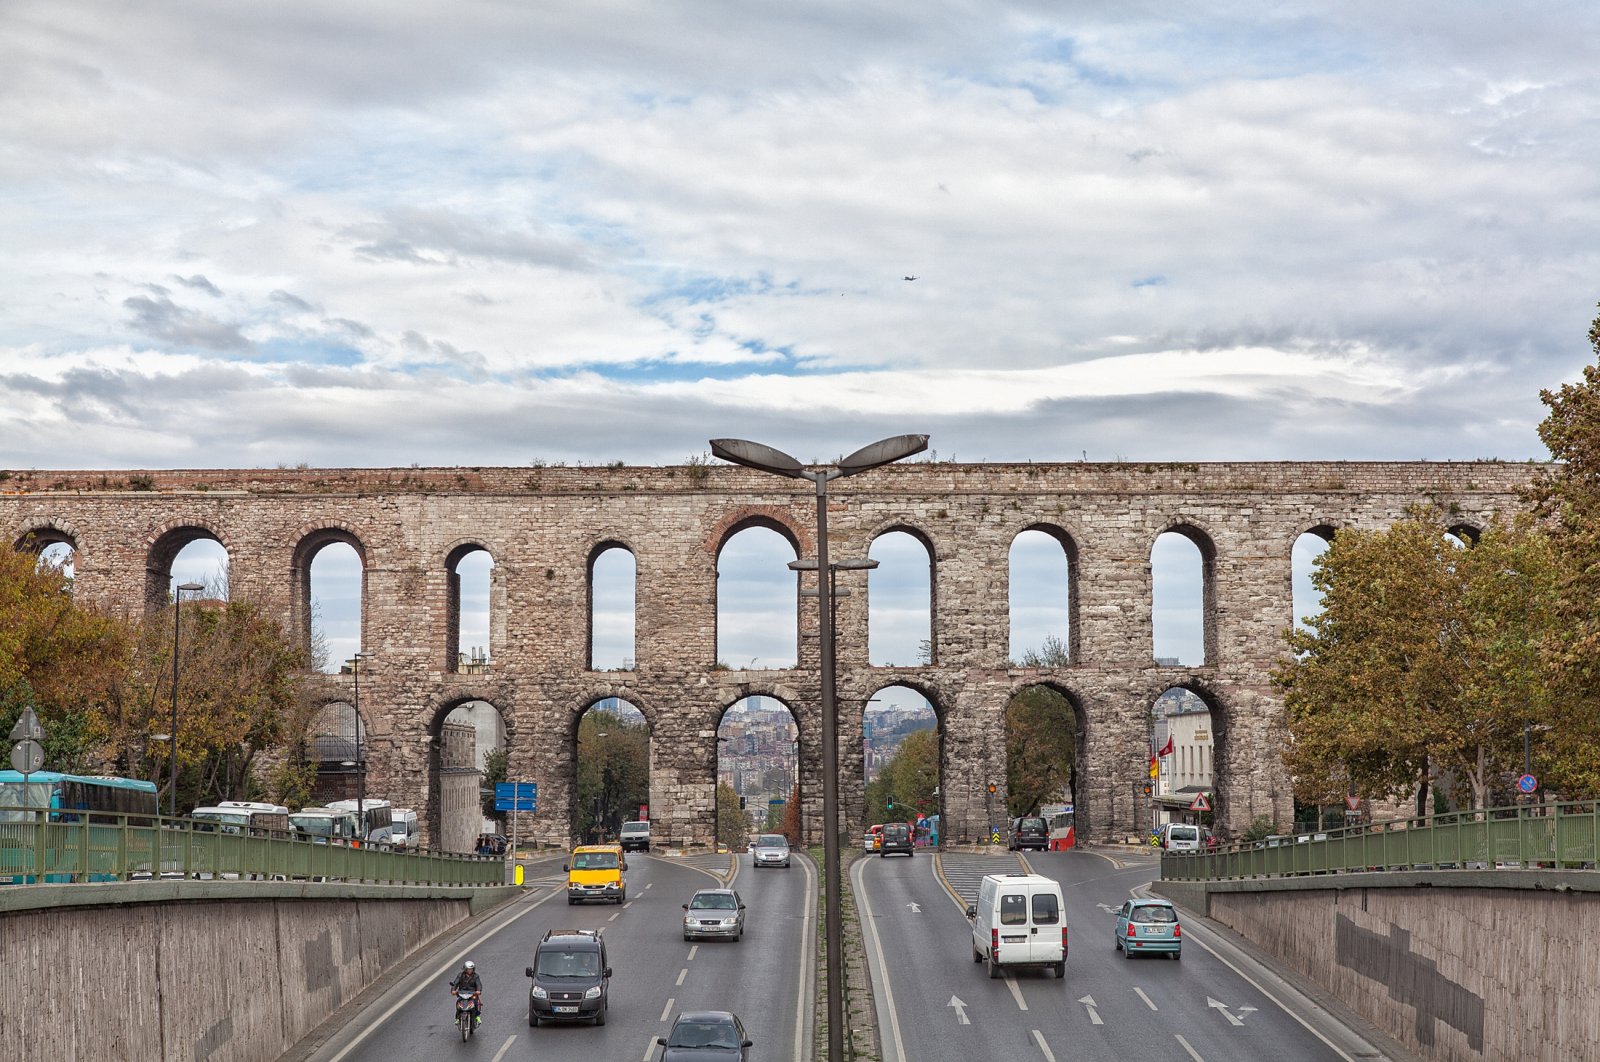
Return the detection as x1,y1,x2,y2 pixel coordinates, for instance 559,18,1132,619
1158,735,1173,757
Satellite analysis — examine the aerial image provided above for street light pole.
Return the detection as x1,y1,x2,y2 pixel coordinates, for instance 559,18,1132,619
710,433,927,1062
170,581,204,818
350,652,368,838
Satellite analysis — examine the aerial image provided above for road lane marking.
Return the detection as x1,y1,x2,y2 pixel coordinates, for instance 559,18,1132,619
1134,986,1158,1011
854,854,910,1062
1031,1029,1057,1061
1176,1034,1205,1061
609,911,622,920
1078,995,1103,1025
489,1035,516,1062
660,997,674,1022
948,996,970,1024
906,901,921,913
640,1035,657,1061
794,847,817,1062
688,944,699,960
676,968,688,986
646,882,653,889
325,887,561,1062
1006,975,1029,1011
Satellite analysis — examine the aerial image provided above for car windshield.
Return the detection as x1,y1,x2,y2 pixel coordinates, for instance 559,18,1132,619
572,852,618,869
756,835,786,847
1132,906,1177,924
690,893,736,910
535,950,601,978
1019,818,1046,831
668,1021,740,1048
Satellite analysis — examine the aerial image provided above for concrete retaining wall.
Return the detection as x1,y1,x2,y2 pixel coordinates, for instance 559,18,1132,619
1155,872,1600,1062
0,882,517,1062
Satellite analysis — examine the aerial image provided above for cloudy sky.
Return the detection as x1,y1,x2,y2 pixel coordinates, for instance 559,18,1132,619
6,2,1599,473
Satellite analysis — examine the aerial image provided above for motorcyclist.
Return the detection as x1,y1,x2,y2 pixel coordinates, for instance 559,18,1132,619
449,960,483,1025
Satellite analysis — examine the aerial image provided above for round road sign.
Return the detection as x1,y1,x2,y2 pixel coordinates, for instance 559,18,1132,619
1517,773,1538,794
10,738,44,774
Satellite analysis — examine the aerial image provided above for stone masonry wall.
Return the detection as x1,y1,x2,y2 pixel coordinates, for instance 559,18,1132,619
1,461,1537,848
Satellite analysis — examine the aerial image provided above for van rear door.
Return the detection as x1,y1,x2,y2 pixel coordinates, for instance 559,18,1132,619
1026,887,1063,963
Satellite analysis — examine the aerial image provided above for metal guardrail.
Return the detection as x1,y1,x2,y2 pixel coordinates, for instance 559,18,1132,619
0,808,503,886
1162,801,1600,881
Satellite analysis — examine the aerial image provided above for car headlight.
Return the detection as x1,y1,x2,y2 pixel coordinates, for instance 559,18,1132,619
531,985,548,1000
722,917,739,926
584,986,602,1000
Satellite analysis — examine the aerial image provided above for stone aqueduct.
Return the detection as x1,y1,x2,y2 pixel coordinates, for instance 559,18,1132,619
2,461,1536,850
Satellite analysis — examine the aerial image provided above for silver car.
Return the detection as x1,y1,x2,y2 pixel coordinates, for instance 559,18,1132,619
751,834,791,869
683,888,745,942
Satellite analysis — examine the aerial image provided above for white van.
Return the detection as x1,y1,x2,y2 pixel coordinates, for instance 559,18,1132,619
966,873,1067,979
1164,823,1203,852
327,798,394,848
390,808,419,849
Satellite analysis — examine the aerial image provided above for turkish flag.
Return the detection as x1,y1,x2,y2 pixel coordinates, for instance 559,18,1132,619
1158,736,1174,757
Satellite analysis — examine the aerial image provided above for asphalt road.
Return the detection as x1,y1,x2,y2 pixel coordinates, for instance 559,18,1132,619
855,846,1376,1062
302,850,814,1062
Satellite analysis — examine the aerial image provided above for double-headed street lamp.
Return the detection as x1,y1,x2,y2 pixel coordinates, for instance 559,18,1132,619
709,433,928,1062
170,581,204,818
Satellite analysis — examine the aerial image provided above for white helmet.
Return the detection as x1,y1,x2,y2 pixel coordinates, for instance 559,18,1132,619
464,960,475,971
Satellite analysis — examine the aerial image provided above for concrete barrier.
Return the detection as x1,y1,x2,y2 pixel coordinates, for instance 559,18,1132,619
0,881,518,1062
1152,870,1600,1061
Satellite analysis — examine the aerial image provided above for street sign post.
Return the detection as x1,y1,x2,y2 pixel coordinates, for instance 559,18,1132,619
494,782,538,863
1189,793,1211,812
9,739,43,775
1517,774,1538,795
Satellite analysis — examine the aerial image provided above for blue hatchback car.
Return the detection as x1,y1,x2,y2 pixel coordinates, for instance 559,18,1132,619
1114,898,1181,959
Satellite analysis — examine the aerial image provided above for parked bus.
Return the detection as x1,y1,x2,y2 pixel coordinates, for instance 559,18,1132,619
1,771,160,882
190,801,290,836
288,806,361,844
326,798,394,848
0,770,158,823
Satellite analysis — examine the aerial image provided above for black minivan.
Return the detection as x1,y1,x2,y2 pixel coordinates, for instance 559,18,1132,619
879,821,914,857
1009,816,1049,851
527,929,611,1026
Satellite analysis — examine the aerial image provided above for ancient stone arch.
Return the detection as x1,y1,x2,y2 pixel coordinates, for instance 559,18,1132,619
0,460,1537,847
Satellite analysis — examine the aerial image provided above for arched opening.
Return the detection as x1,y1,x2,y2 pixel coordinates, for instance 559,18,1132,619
1292,528,1334,632
717,696,801,849
573,698,650,845
1004,683,1082,839
35,540,76,583
862,684,939,847
1151,527,1212,666
715,523,799,669
145,526,229,612
447,546,494,673
296,534,364,674
427,698,510,854
306,698,365,806
589,544,636,671
869,529,934,667
1149,687,1217,838
1009,527,1075,665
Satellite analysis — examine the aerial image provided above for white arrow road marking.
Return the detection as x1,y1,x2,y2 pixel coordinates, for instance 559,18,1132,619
1078,995,1103,1025
1031,1029,1058,1061
1133,986,1158,1011
1208,997,1245,1026
906,901,922,913
1238,1006,1258,1021
948,996,971,1025
1096,902,1119,913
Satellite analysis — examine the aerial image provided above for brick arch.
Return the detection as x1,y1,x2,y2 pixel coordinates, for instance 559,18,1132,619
572,690,656,733
865,523,940,665
1001,678,1089,832
1008,522,1081,665
1140,679,1249,837
143,518,231,614
426,694,514,853
713,515,803,671
1150,518,1219,666
586,539,637,673
707,507,806,557
444,539,500,674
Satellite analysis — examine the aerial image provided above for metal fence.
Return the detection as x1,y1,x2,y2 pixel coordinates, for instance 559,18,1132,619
1162,801,1600,881
0,808,504,886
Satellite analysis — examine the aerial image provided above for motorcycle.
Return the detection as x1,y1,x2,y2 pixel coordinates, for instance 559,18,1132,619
454,989,481,1041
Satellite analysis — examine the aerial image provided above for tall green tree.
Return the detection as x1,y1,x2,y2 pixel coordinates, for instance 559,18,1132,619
1005,684,1077,817
865,728,939,825
1275,508,1555,810
715,781,746,849
575,710,649,841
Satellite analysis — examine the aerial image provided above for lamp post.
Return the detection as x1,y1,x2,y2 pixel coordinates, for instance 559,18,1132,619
348,653,368,837
710,433,927,1062
169,581,204,818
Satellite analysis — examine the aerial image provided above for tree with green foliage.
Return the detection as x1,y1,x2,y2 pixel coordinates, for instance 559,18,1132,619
1275,507,1556,811
715,781,746,850
575,710,649,841
1005,684,1077,817
780,780,801,845
480,746,509,819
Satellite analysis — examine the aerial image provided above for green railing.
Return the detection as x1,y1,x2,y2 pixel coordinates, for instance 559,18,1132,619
0,808,503,886
1162,801,1600,881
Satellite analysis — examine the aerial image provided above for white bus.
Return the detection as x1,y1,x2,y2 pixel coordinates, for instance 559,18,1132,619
288,806,361,844
191,801,290,836
327,798,395,848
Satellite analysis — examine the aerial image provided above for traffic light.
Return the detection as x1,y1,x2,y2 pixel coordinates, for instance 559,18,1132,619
739,796,746,809
987,783,997,794
1142,783,1153,796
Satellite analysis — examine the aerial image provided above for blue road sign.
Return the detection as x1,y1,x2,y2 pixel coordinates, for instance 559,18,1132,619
1517,773,1538,795
495,781,538,812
